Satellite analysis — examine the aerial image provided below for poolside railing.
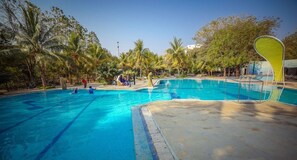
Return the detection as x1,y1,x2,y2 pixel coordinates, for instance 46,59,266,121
225,76,264,102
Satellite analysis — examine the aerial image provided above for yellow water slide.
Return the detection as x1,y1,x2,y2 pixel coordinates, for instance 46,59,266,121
254,36,285,82
254,36,285,101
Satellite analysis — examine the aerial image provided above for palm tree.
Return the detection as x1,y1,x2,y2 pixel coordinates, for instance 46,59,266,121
62,31,87,83
142,51,163,76
118,51,133,71
142,50,154,76
86,43,111,81
13,2,62,89
166,37,186,76
133,39,148,77
118,50,136,81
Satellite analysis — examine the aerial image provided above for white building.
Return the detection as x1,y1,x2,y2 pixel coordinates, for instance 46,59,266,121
185,44,202,53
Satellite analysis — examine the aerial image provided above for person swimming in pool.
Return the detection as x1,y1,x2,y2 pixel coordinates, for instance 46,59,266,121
72,88,78,94
88,86,94,94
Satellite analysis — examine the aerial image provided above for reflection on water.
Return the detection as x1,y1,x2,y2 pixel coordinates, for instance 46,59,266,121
279,88,297,106
156,79,271,101
157,79,297,106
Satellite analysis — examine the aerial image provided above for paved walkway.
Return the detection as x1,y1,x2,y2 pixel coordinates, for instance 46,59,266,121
145,100,297,160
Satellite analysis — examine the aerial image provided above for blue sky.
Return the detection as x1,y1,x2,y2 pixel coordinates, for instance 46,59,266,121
32,0,297,56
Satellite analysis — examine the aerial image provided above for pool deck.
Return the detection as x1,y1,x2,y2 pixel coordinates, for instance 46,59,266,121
141,100,297,160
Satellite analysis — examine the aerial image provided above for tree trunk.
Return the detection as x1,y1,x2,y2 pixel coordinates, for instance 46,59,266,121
228,68,231,77
38,62,47,89
76,74,80,84
235,66,240,78
223,67,226,77
25,58,36,86
41,72,46,90
41,70,47,89
68,74,72,85
139,68,142,78
60,77,67,90
177,68,180,77
25,62,33,82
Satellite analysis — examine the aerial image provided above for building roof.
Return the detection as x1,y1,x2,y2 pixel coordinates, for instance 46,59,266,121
284,59,297,68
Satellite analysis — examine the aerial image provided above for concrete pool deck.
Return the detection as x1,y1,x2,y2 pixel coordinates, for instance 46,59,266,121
141,100,297,160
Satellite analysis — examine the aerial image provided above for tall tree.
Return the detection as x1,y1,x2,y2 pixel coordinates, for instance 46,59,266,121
118,49,134,71
62,31,86,83
133,39,148,77
1,1,63,88
283,31,297,59
194,16,279,77
0,0,111,90
86,43,110,81
142,50,160,76
165,37,186,76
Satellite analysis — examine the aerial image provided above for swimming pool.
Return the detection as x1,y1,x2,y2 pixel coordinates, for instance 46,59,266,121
0,89,170,160
0,79,295,159
279,88,297,106
155,79,271,100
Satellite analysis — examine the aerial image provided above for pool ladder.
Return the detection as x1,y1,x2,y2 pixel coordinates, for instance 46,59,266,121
225,76,264,103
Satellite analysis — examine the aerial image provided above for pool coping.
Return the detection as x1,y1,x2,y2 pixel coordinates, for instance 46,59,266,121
133,104,177,160
132,106,156,160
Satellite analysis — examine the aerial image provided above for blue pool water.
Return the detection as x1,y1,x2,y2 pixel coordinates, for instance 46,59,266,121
279,88,297,106
0,79,295,159
0,89,169,160
156,79,271,100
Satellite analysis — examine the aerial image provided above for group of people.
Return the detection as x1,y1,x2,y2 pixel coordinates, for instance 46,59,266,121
116,74,131,86
72,75,131,95
71,78,94,94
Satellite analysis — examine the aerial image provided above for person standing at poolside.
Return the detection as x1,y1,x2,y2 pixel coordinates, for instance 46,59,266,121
82,79,87,88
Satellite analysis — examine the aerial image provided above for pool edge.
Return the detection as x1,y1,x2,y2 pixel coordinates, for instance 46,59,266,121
139,105,177,160
132,106,156,160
